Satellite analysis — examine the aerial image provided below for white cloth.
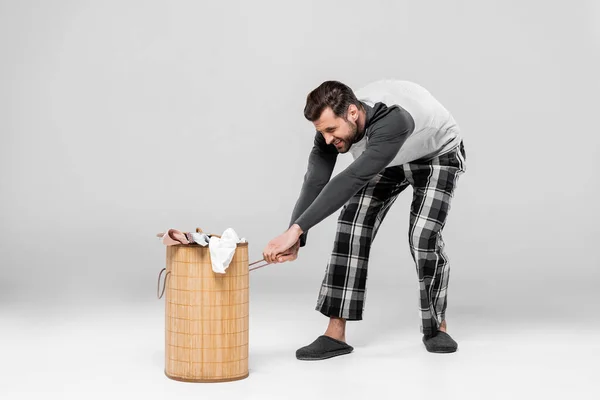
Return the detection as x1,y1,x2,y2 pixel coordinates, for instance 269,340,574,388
208,228,247,274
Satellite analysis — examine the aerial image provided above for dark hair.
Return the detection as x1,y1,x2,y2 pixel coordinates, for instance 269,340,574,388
303,81,362,122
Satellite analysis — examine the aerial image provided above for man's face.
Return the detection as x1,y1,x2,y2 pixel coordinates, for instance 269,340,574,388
313,106,359,154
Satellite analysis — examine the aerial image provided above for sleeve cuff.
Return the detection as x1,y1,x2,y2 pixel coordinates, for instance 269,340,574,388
299,231,307,247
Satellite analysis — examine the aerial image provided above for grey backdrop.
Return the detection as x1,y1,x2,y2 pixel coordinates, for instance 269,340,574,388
1,0,599,328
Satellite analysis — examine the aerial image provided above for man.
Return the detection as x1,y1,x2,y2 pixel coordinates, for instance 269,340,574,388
262,80,467,360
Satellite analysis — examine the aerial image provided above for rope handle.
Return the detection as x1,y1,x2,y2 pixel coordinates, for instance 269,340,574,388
249,258,270,272
156,258,272,300
157,259,269,300
157,267,171,299
157,260,268,299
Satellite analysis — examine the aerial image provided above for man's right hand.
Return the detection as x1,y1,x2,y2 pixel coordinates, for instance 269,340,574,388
275,240,300,263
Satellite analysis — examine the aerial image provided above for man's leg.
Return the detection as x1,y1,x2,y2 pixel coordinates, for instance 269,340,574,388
403,142,466,352
296,167,409,360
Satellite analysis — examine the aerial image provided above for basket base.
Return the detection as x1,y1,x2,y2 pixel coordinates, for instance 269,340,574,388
165,370,249,383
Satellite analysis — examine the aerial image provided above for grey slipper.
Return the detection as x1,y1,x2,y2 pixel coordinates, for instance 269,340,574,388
296,335,354,360
422,331,458,353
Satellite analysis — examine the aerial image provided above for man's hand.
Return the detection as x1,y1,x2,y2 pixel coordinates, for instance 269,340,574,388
262,224,303,264
275,240,300,263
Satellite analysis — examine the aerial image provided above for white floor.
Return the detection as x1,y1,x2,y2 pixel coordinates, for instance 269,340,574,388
1,294,597,400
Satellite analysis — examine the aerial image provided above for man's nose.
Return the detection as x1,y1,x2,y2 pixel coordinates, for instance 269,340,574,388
324,133,334,145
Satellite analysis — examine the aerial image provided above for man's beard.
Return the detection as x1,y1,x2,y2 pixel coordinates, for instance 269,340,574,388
338,119,359,153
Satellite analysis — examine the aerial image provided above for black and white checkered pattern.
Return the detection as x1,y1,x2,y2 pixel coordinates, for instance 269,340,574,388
316,141,467,336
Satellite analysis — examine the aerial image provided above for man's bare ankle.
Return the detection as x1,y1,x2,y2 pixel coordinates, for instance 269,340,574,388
324,330,346,342
439,320,447,333
324,316,346,342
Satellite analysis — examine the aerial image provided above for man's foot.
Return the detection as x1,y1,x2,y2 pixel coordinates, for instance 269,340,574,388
422,320,458,353
296,316,352,360
296,335,354,360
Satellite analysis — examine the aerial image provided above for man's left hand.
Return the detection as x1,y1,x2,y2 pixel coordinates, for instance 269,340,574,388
263,224,303,264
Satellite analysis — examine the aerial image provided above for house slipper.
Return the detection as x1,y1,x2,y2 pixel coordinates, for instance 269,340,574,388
157,229,190,246
422,331,458,353
296,335,354,360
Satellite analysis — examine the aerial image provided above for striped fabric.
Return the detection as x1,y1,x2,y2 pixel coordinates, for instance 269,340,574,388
316,141,467,336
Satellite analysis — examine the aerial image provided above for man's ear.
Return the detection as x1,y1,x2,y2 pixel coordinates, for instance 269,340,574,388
348,104,359,122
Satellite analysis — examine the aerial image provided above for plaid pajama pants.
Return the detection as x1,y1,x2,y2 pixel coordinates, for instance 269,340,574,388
315,141,467,336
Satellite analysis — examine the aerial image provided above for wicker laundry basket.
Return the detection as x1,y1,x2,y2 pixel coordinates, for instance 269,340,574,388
158,230,249,382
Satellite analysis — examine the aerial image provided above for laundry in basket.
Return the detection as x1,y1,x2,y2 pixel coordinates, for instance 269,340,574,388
157,228,248,273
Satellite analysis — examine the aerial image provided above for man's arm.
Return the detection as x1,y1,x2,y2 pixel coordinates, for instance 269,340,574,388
288,131,338,247
293,106,414,235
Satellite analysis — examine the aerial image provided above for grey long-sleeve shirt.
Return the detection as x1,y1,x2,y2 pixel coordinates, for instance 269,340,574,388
289,80,461,247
